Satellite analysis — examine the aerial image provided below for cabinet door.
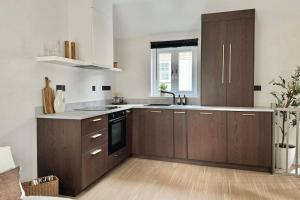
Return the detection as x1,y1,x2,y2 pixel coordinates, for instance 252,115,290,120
187,111,227,162
148,109,174,158
132,109,156,156
201,20,227,106
125,110,133,157
132,109,146,155
133,109,174,157
82,143,107,189
174,110,187,159
227,112,272,167
226,18,254,107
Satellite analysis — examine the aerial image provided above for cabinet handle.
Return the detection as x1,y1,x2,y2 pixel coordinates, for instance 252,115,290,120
91,118,102,122
229,43,232,84
90,133,102,139
90,149,102,156
126,110,131,113
174,111,186,114
200,112,213,115
113,154,119,157
150,111,162,113
222,44,225,84
242,113,256,116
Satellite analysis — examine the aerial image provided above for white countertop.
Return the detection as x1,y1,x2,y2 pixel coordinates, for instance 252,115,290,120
36,104,274,120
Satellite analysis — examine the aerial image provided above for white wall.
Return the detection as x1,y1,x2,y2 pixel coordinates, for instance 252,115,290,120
114,32,200,98
0,0,113,181
114,0,300,107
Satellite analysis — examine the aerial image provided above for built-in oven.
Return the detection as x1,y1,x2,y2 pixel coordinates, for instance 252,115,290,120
108,110,126,155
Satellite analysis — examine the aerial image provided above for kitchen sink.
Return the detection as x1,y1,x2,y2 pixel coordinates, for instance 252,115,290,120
145,104,172,106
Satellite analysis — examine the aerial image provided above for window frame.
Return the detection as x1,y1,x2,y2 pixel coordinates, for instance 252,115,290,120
151,46,198,97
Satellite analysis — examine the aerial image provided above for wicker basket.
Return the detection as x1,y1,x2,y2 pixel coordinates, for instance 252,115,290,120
22,176,59,196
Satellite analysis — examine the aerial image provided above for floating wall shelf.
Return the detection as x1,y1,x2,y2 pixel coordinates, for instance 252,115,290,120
36,56,122,72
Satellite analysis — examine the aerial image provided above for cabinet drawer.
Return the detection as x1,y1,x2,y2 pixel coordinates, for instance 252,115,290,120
82,129,107,153
82,115,108,135
107,147,128,170
82,144,107,189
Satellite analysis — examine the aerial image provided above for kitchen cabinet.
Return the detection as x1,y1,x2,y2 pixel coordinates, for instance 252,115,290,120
201,9,255,107
187,110,227,162
68,0,113,67
37,115,109,196
227,112,272,167
132,109,174,158
174,110,187,159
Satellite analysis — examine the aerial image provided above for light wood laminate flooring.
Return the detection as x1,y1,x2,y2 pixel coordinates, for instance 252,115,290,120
76,158,300,200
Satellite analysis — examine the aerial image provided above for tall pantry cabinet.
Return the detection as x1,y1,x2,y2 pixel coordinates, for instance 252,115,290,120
201,9,255,107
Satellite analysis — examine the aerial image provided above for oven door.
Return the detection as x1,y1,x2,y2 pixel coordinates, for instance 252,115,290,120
108,116,126,155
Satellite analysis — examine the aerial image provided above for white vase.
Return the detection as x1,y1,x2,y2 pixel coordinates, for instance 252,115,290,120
54,90,66,113
275,144,296,170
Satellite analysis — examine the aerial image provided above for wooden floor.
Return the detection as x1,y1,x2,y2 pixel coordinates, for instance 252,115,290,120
76,158,300,200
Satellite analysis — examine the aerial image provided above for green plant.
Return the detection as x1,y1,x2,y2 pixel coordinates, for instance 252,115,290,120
159,83,168,91
270,66,300,147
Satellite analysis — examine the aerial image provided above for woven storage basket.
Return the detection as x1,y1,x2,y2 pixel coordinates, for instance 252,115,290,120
22,176,59,196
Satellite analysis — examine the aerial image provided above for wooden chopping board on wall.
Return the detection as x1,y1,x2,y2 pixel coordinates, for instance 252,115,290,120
42,77,55,114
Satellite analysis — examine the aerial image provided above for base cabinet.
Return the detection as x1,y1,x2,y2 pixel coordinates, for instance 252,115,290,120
132,109,174,158
174,110,187,159
37,112,132,197
227,112,272,167
133,108,272,171
187,110,227,162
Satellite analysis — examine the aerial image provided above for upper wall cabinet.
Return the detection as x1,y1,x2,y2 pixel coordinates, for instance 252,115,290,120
68,0,113,68
201,9,255,107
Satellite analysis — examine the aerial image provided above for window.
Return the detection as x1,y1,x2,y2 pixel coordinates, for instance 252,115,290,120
151,46,198,97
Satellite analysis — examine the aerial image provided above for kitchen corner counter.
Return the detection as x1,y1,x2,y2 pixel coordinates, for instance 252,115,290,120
36,104,274,120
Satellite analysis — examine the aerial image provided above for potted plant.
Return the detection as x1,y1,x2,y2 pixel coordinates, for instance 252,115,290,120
159,83,168,96
270,66,300,169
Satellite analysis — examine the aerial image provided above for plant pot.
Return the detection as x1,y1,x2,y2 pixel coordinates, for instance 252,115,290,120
160,92,166,97
275,144,296,170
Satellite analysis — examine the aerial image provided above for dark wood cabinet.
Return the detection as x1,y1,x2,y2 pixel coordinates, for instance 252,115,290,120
187,110,227,162
201,9,255,107
132,109,174,158
37,114,130,196
227,112,272,167
82,143,107,189
201,20,227,106
226,17,254,107
174,110,187,159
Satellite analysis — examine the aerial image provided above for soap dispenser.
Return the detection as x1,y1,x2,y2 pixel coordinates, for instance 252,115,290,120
177,95,182,105
182,95,187,105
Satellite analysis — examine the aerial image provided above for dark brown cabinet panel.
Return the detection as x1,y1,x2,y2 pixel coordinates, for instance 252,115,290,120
201,9,255,107
174,110,187,159
226,18,254,107
126,110,133,157
187,110,227,162
132,109,174,158
227,112,272,167
201,20,227,106
82,143,107,189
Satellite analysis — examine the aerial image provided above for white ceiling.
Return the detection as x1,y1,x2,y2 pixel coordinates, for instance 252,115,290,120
113,0,209,39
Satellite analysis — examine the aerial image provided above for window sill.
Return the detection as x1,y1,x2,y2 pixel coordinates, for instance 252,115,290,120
149,95,199,99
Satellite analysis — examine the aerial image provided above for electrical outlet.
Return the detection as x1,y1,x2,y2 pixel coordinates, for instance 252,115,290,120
102,86,111,91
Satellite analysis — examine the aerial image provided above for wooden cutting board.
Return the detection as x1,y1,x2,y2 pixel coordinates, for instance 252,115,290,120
42,77,55,114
